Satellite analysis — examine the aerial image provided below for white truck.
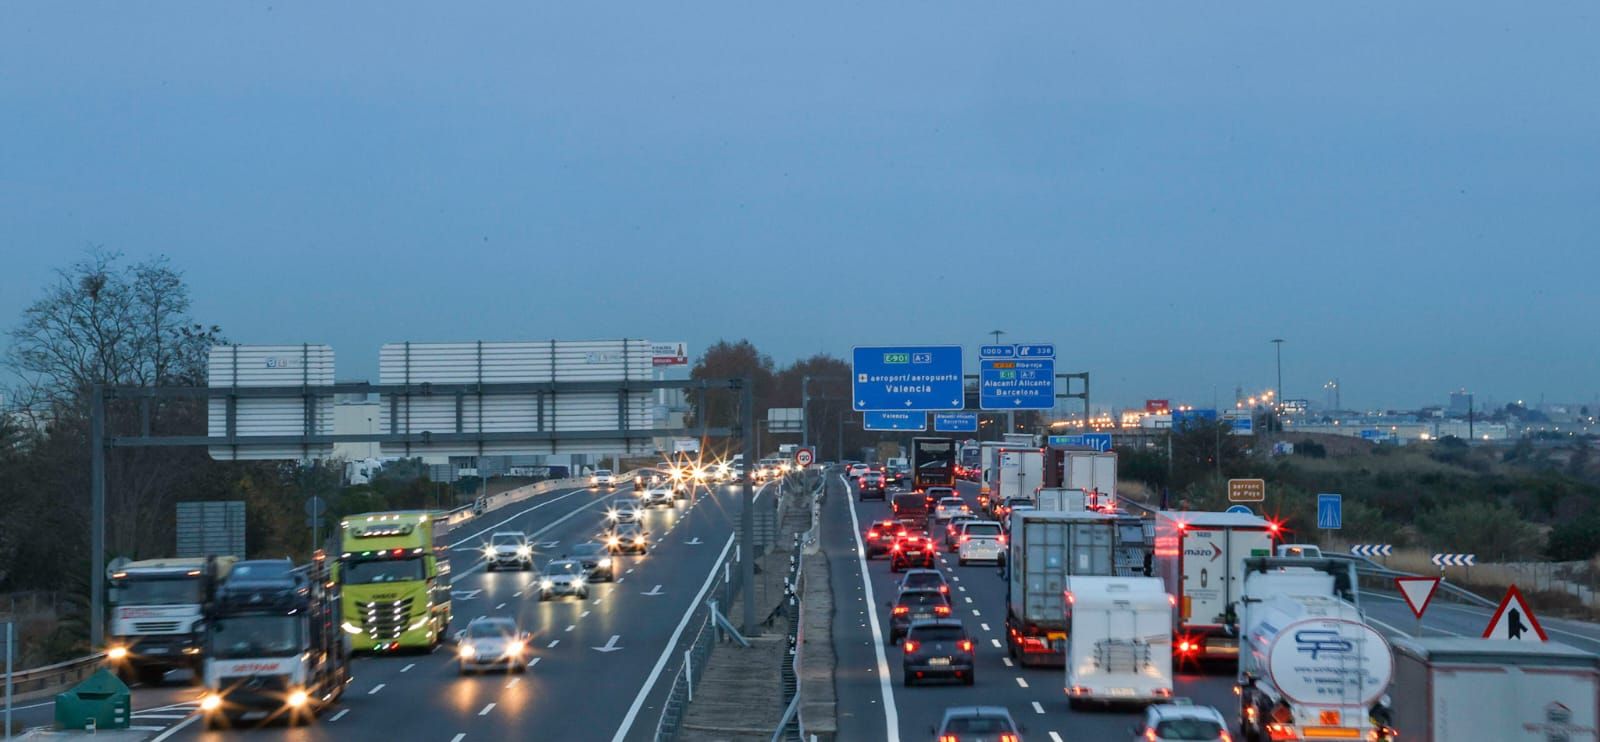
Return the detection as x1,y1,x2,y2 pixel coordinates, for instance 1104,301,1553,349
1035,487,1088,512
1005,511,1117,666
1063,576,1173,708
1237,557,1394,742
977,441,1012,509
1059,450,1117,511
1390,636,1599,742
107,556,236,684
1153,510,1277,662
995,447,1044,509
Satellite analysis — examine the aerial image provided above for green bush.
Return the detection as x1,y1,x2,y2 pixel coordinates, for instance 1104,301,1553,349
1546,515,1600,561
1421,501,1540,560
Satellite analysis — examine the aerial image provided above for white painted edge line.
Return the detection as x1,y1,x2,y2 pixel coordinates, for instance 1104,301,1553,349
448,486,597,548
609,531,738,742
841,472,901,742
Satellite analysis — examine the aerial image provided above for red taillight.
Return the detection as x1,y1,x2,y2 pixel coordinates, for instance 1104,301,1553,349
1219,732,1232,742
934,605,951,616
1178,640,1196,653
892,606,909,615
1145,729,1159,742
939,735,958,742
892,544,902,552
939,585,949,593
866,532,879,540
957,639,974,652
902,640,919,653
998,534,1007,545
960,535,970,543
999,734,1018,742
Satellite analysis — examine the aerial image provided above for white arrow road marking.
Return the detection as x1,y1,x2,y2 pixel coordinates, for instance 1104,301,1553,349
593,635,624,653
642,584,664,596
685,537,703,545
450,589,482,600
540,541,560,548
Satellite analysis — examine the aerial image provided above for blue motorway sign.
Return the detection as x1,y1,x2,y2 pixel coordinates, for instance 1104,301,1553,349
852,346,965,411
933,412,979,433
1015,344,1055,358
1226,504,1254,515
1318,493,1342,530
1170,408,1218,431
1046,433,1112,452
979,358,1055,410
864,411,927,431
979,345,1015,359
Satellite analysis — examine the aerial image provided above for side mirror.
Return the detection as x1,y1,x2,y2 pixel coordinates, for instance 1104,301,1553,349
453,630,466,643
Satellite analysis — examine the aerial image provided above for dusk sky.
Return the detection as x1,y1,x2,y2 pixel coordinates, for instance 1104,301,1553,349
4,2,1597,411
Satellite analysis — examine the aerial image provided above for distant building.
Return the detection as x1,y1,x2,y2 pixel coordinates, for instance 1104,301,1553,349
332,400,381,460
1448,390,1473,415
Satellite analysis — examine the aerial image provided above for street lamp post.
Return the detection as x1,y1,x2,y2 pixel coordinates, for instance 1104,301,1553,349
1271,339,1285,421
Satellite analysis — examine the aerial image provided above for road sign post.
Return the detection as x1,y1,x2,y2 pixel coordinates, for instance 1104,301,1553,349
852,346,964,411
1227,478,1265,503
793,447,815,468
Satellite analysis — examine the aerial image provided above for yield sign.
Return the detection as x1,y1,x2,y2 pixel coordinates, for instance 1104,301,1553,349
1483,584,1548,641
1395,576,1440,619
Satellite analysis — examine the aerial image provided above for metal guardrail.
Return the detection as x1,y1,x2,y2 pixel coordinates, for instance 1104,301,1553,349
652,532,747,742
4,652,105,703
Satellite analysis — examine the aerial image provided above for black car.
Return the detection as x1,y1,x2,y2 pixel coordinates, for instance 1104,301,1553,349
859,472,887,500
864,520,906,559
566,541,615,581
943,514,978,551
606,522,648,554
901,619,975,686
888,587,951,644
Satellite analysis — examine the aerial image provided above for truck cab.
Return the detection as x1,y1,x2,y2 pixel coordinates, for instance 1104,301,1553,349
107,556,236,684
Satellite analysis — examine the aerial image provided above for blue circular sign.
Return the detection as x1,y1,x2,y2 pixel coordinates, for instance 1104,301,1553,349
1225,504,1253,515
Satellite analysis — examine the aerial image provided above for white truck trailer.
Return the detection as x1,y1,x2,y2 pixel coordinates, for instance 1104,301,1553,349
1153,510,1277,662
1005,511,1117,666
1390,636,1600,742
1063,576,1173,707
1237,557,1394,742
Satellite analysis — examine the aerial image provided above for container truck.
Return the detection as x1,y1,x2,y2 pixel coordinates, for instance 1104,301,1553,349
977,441,1012,511
1390,636,1600,742
1035,488,1087,512
1005,511,1117,666
1237,557,1394,742
1045,450,1118,511
1153,510,1278,662
337,511,452,652
1063,576,1173,708
995,447,1044,510
107,556,237,684
199,555,349,728
910,437,956,492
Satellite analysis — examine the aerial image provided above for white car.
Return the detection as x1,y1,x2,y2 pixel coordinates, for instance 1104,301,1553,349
484,531,533,571
456,617,531,673
641,483,676,508
932,497,970,523
589,469,617,489
537,559,589,600
1131,700,1230,742
847,463,870,480
956,521,1005,565
607,498,642,524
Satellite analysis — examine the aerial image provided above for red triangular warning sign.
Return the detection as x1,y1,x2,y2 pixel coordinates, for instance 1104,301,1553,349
1483,584,1548,641
1396,576,1440,619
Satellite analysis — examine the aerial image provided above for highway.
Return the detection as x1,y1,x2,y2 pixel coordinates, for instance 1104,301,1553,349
825,472,1237,742
47,478,761,741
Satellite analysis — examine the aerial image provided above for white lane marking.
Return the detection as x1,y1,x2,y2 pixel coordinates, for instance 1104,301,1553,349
529,657,541,667
401,663,416,673
980,623,990,631
479,702,496,716
150,716,199,741
964,597,973,604
548,640,560,648
972,609,981,616
1050,733,1065,742
508,677,521,688
626,568,635,574
841,473,901,742
1016,677,1029,688
452,490,627,583
950,576,959,582
331,709,350,721
582,610,592,617
496,603,506,610
1003,657,1014,667
609,531,739,742
991,638,1002,648
565,624,576,632
1032,701,1045,714
451,735,466,742
369,683,386,694
132,714,188,720
958,586,966,593
513,591,523,597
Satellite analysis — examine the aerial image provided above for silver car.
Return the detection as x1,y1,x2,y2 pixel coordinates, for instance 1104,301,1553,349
456,617,531,673
537,559,589,600
484,531,532,571
607,498,643,525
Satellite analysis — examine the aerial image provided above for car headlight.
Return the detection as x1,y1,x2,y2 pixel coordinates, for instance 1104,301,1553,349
599,557,612,567
200,694,222,712
607,537,620,546
341,622,363,635
572,578,586,588
541,579,554,589
506,640,526,656
606,510,619,520
107,646,129,661
288,690,309,708
517,545,532,557
484,546,497,558
634,536,646,545
459,644,476,659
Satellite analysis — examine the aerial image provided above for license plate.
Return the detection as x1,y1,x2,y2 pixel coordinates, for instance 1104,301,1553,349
145,647,170,655
1109,688,1135,696
913,613,933,620
928,657,951,666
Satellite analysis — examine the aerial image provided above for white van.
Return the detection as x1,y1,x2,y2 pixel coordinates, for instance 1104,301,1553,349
1063,576,1173,708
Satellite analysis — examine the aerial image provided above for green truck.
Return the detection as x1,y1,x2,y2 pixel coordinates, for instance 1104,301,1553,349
336,512,452,652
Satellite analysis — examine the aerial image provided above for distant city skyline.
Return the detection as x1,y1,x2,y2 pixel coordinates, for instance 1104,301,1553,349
3,2,1597,410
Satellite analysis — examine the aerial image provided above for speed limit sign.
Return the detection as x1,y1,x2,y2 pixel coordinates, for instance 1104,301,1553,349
794,447,815,468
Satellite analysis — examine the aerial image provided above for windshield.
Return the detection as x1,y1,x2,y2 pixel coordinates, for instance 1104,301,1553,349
946,717,1014,734
545,562,582,576
209,616,302,659
595,470,612,476
343,557,425,584
964,523,1002,537
909,626,963,642
110,577,204,605
1155,720,1224,740
903,574,941,588
491,534,522,546
901,593,946,608
468,622,516,639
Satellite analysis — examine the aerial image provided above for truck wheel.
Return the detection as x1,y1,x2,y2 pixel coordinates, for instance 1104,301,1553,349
959,558,968,566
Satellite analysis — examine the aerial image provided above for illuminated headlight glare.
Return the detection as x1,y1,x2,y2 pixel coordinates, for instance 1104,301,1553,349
341,622,363,635
483,547,496,557
573,578,586,588
634,537,646,545
506,640,526,656
599,558,613,567
607,537,620,547
287,690,309,708
606,510,619,521
107,646,129,661
541,579,554,589
200,694,222,712
517,546,532,557
459,644,476,659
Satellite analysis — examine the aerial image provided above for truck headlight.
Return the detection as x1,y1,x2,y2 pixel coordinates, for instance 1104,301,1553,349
107,646,129,661
200,694,222,712
288,690,309,708
341,622,363,635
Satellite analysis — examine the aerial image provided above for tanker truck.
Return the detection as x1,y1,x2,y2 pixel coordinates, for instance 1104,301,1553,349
1235,556,1396,742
